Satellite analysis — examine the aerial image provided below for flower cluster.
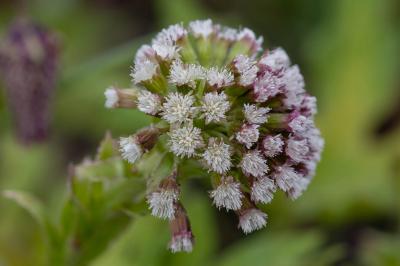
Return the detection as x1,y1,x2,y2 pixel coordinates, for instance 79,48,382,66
105,19,323,252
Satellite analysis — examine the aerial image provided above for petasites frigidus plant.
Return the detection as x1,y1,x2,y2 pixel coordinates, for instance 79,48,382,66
0,18,59,144
104,19,324,252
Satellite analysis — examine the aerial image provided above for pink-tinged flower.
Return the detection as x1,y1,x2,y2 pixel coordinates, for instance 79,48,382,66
206,67,234,88
236,124,260,149
243,104,270,124
240,150,268,177
200,92,231,124
253,70,285,102
262,134,284,157
202,138,232,174
147,173,180,220
238,207,268,234
232,54,259,86
251,176,276,204
259,47,290,72
286,137,310,163
210,176,243,210
168,203,194,252
237,28,263,55
272,163,302,193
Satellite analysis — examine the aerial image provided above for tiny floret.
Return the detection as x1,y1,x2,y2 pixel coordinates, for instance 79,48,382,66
286,137,309,163
253,71,284,102
210,176,243,210
161,92,197,124
262,135,284,157
148,190,179,220
236,124,260,149
233,55,259,86
272,164,301,192
104,87,118,108
259,47,290,71
189,19,214,38
251,177,276,204
202,138,232,174
131,60,158,84
238,208,268,234
169,60,205,88
168,125,204,158
119,136,142,164
201,92,230,124
240,150,268,177
243,104,270,124
288,114,313,136
206,67,234,88
137,90,161,115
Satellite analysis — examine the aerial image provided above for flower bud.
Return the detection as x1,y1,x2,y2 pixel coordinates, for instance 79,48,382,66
119,126,160,163
210,176,243,211
168,202,194,253
236,196,268,234
104,86,138,109
147,171,180,220
0,18,59,144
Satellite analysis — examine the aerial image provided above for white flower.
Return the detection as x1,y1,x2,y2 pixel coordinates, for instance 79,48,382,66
147,189,178,220
200,92,230,124
152,43,181,60
137,90,161,115
287,177,310,200
238,208,267,234
135,44,156,64
240,150,268,177
189,19,214,38
301,95,317,116
119,136,142,164
262,134,284,157
169,232,194,253
272,164,301,192
131,60,158,84
236,124,259,149
157,24,187,43
151,25,185,60
217,26,238,42
281,66,305,108
286,137,309,163
210,176,242,210
253,71,284,102
233,55,258,86
284,65,305,93
161,92,197,124
307,128,324,156
288,114,313,136
259,47,290,71
243,104,270,124
251,177,276,204
169,60,205,88
206,67,234,88
104,87,118,108
202,138,232,174
237,28,263,54
168,125,204,158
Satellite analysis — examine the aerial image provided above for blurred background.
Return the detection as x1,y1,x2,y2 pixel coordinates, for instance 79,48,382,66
1,0,400,265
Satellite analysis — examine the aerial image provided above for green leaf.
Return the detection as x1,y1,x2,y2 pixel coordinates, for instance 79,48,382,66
3,190,47,227
96,132,119,161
